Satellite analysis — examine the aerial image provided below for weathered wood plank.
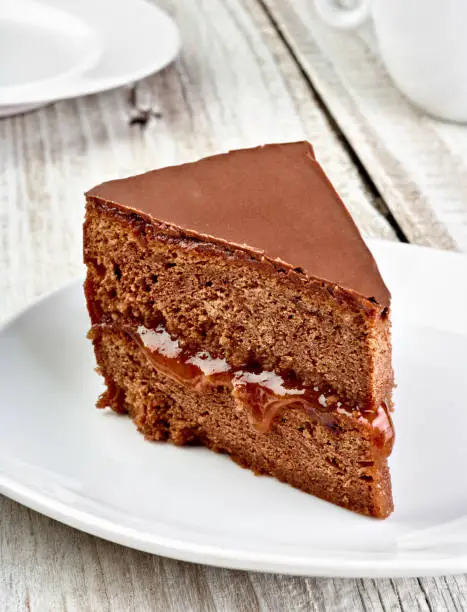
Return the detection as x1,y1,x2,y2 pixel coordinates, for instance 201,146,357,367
261,0,467,252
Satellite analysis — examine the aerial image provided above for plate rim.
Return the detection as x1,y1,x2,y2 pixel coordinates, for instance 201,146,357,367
0,0,180,107
0,0,103,101
1,470,466,578
1,239,467,578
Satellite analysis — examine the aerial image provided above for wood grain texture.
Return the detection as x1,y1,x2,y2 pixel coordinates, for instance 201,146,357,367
0,0,465,610
261,0,467,252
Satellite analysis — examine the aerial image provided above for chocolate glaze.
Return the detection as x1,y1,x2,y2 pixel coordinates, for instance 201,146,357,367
87,142,390,307
118,325,394,456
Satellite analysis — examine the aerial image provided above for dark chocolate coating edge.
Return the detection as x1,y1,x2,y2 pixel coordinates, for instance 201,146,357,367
86,142,390,308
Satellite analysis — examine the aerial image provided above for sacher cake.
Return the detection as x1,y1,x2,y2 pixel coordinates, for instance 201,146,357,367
83,141,395,518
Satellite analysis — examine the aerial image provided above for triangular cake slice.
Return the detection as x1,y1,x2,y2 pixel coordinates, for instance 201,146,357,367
84,142,394,518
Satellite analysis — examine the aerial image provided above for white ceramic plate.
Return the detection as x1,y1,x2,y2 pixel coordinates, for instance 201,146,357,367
0,0,180,116
0,1,102,102
0,240,466,577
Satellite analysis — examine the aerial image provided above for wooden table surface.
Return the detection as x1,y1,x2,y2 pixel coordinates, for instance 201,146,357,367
1,1,466,609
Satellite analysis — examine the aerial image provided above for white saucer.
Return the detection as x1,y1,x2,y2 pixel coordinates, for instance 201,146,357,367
0,240,466,577
0,0,180,117
0,0,102,106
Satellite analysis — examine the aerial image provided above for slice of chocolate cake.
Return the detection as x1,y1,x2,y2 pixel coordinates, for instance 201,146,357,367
84,142,394,518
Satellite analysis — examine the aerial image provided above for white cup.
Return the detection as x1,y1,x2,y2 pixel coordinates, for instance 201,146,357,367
315,0,467,123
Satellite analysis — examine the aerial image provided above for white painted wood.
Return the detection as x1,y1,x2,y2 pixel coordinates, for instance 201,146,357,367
262,0,467,252
0,0,463,610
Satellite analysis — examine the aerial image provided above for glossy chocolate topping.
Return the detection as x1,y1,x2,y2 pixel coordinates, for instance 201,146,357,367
118,325,394,456
87,142,390,307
